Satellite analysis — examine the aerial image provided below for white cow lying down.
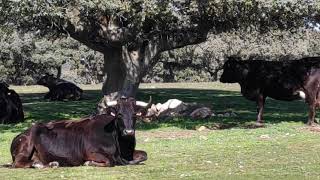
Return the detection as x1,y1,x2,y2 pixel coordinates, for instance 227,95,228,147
144,99,237,121
145,99,211,120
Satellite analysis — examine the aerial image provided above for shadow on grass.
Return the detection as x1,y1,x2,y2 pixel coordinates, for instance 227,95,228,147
0,88,310,133
137,89,309,130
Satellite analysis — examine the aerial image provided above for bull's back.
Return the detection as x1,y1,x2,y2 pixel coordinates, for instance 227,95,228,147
52,83,83,100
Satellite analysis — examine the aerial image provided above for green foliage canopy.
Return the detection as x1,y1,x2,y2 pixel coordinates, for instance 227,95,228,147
3,0,320,49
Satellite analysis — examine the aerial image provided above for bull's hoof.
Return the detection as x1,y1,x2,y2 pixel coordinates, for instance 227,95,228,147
307,122,319,127
32,162,45,169
249,122,265,128
84,161,92,166
256,122,264,127
48,161,59,168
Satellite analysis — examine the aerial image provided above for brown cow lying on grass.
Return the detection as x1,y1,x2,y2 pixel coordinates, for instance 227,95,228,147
10,97,151,168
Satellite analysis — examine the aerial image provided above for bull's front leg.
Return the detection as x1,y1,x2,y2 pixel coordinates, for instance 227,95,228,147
128,150,148,165
256,94,266,127
84,152,114,167
307,104,316,126
12,154,34,168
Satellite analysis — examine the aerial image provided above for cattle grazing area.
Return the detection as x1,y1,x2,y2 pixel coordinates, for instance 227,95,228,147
1,83,320,179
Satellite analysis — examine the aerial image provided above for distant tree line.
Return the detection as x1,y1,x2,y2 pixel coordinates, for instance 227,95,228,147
0,29,104,85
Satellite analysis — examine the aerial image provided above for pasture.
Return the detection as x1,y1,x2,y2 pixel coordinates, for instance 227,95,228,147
1,82,320,179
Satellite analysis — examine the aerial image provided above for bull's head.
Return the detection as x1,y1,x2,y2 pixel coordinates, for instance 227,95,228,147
37,74,55,87
0,82,9,93
220,57,248,83
105,96,152,136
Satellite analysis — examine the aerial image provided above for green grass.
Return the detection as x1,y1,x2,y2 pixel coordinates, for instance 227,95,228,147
1,82,320,179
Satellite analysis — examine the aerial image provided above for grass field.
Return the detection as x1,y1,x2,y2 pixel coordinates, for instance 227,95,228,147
1,82,320,179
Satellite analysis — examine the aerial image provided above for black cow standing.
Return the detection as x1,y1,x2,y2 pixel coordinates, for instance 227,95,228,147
220,57,320,126
10,97,151,168
37,74,83,101
0,82,24,124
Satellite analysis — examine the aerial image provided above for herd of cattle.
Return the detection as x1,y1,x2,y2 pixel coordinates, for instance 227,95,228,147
2,56,320,168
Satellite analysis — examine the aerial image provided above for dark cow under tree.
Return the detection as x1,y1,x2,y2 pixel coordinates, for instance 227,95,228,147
0,82,24,124
220,57,320,126
10,96,151,168
37,74,83,101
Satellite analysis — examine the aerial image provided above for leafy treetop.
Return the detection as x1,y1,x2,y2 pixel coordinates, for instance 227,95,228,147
3,0,320,52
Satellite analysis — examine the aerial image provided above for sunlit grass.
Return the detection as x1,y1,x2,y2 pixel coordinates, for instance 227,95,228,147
1,82,320,179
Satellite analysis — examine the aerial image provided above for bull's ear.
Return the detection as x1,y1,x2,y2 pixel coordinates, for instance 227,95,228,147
104,107,117,117
242,68,249,76
135,108,149,117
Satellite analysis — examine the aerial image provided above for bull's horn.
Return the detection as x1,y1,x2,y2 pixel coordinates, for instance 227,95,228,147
106,101,117,106
136,96,152,108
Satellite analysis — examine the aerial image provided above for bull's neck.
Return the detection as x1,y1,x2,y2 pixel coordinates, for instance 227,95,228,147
46,84,57,90
117,128,136,156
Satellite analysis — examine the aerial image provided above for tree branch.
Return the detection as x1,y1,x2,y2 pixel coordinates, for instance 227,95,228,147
155,27,209,52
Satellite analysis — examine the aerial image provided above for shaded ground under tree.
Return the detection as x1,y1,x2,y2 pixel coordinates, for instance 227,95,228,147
0,85,309,133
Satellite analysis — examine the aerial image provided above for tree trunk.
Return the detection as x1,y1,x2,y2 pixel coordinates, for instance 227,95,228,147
100,45,152,103
102,48,126,101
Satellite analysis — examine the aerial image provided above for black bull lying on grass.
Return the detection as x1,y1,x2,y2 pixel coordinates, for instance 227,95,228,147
37,74,83,101
220,57,320,126
0,82,24,124
10,97,151,168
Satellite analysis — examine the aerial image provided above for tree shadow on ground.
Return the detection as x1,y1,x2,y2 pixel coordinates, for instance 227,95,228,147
0,88,310,134
136,88,309,130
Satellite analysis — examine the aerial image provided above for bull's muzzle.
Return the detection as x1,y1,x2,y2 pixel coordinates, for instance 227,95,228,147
123,129,135,136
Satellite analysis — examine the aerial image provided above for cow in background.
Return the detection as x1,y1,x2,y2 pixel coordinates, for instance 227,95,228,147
37,74,83,101
0,82,24,124
220,57,320,126
10,96,151,168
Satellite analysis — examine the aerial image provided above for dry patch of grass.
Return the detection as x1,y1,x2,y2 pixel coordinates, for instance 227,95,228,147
299,125,320,133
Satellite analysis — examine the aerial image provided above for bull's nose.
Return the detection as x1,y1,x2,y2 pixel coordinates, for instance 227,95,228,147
123,129,135,136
